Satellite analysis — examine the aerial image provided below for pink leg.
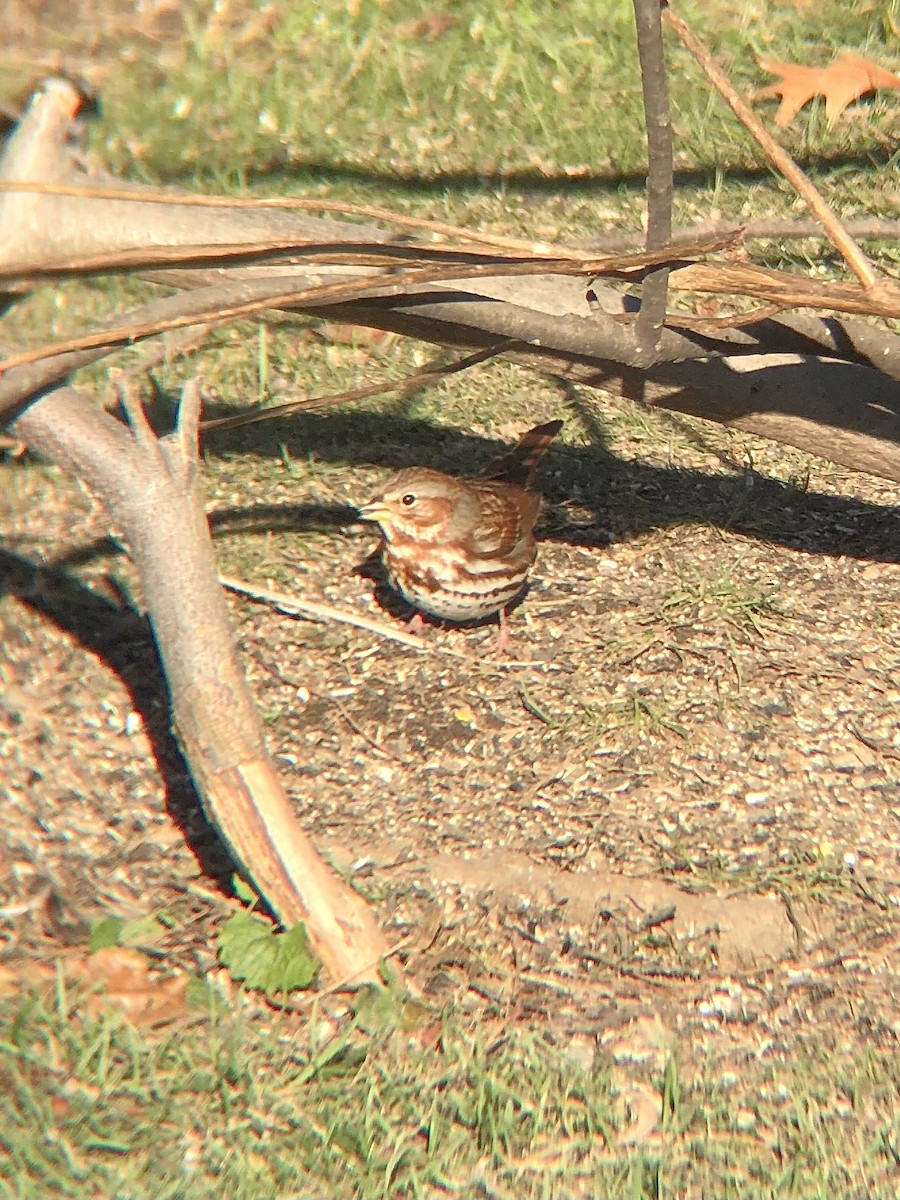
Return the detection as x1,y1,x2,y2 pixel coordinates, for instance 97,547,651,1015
493,607,510,653
404,612,427,636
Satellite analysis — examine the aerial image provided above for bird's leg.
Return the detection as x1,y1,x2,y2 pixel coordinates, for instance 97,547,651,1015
404,611,428,637
493,606,511,653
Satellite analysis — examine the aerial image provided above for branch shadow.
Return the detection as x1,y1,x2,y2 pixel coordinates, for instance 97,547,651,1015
0,549,234,889
194,406,900,564
239,146,897,201
42,400,900,578
8,404,898,892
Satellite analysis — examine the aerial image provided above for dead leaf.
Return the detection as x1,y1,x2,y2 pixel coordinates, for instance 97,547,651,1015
68,947,189,1026
757,52,900,127
398,12,456,41
0,948,188,1025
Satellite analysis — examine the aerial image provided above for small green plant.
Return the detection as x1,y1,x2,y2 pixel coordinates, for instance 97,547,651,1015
216,876,319,995
88,912,171,952
578,687,690,741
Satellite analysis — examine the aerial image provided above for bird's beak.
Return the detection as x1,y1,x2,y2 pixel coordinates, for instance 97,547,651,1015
356,501,389,524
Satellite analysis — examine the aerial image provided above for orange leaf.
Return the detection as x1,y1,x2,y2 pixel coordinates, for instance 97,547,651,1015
757,52,900,127
0,949,189,1027
70,947,189,1027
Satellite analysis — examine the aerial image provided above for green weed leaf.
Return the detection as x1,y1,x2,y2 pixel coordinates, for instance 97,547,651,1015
232,874,259,906
89,917,124,952
89,913,168,952
218,911,318,994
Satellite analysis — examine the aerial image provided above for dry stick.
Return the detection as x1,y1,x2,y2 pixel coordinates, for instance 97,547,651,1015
201,341,517,432
7,180,899,259
9,380,392,983
0,235,736,375
632,0,674,364
662,5,891,299
1,235,610,282
665,302,785,331
585,216,900,251
669,259,900,316
0,180,573,256
219,575,435,652
221,576,548,668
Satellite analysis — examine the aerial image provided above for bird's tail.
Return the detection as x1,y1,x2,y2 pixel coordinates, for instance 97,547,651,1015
481,419,563,488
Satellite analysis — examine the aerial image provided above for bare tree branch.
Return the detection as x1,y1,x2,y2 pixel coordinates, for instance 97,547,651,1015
6,259,900,480
662,5,900,305
632,0,674,364
0,177,571,260
584,216,900,252
200,342,517,432
324,304,900,482
0,235,740,378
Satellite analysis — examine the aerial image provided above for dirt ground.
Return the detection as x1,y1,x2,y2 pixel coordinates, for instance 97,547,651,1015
3,384,900,1064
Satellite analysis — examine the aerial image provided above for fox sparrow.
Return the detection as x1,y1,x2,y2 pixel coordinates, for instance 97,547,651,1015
357,419,562,642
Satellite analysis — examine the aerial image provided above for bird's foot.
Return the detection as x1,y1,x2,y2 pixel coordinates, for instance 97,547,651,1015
403,612,428,637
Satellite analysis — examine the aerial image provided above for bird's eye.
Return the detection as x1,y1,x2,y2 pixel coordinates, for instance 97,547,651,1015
401,493,416,507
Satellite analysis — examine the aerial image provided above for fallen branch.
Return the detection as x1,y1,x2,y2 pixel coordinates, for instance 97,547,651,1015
219,573,434,652
6,377,392,985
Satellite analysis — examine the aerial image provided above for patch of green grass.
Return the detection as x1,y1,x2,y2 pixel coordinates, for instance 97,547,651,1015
656,561,786,636
93,0,900,196
578,686,692,742
2,983,899,1198
654,839,898,921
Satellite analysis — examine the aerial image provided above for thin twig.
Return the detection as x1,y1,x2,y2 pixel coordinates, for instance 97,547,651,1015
2,237,594,280
110,371,155,449
669,258,900,316
848,722,900,764
583,216,900,251
174,376,203,472
219,573,454,654
201,342,517,432
664,302,786,331
662,5,895,300
0,179,589,256
5,180,898,257
217,576,543,666
633,0,674,364
333,696,411,766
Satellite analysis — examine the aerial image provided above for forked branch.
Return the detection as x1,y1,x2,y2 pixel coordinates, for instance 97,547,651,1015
7,376,392,986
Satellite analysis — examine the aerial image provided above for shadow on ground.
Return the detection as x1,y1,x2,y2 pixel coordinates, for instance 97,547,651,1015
0,549,233,888
196,404,900,564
